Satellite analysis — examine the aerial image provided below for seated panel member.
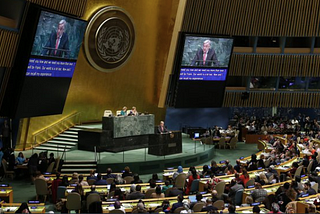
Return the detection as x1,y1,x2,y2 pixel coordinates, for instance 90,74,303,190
128,106,139,116
120,106,127,116
158,121,169,134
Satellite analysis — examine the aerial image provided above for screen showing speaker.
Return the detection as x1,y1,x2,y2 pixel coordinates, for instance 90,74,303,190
0,4,87,118
167,33,234,108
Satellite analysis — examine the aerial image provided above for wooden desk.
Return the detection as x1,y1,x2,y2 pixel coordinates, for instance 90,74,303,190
0,187,13,203
274,157,299,174
0,203,45,213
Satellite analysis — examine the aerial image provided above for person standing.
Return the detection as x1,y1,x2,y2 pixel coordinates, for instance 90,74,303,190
191,40,219,66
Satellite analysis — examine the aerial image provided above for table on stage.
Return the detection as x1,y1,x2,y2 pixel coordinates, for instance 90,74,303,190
78,114,155,152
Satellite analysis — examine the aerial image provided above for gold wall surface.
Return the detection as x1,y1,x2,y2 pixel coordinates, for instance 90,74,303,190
18,0,180,149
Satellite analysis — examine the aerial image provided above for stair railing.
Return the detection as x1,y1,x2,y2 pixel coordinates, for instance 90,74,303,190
32,112,81,151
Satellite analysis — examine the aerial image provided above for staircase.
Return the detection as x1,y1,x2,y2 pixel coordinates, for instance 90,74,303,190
61,160,97,173
34,127,82,152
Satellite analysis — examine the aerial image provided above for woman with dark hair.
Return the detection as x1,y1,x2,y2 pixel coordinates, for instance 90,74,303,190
151,186,165,198
122,166,133,178
113,187,125,200
185,168,200,195
15,202,31,213
201,165,210,177
148,173,160,183
72,183,84,200
132,174,143,184
226,164,237,175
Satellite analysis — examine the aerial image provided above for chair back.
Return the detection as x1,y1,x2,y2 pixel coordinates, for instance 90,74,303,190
192,202,205,212
215,181,226,198
245,179,255,188
66,192,82,211
103,110,113,117
88,201,102,213
218,137,225,149
173,207,185,213
144,188,156,199
294,165,304,178
190,179,200,193
54,156,60,173
234,189,244,206
86,193,101,210
116,110,122,116
312,183,319,193
229,137,237,149
2,160,8,173
154,207,163,213
174,173,187,189
88,179,96,185
264,159,270,168
123,176,134,184
106,178,115,184
46,162,55,173
257,141,265,151
109,209,125,213
57,186,66,200
307,160,314,174
165,187,173,197
34,178,48,195
213,200,224,210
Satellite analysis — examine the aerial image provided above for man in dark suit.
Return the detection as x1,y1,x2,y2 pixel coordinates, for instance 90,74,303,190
191,40,219,66
126,185,145,200
85,185,100,200
42,20,70,58
158,121,169,134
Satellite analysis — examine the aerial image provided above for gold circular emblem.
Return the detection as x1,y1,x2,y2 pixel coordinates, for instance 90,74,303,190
84,6,135,72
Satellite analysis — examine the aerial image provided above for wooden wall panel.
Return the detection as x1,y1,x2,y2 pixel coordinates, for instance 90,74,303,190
26,0,87,17
223,91,320,108
183,0,320,36
0,29,19,67
228,54,320,77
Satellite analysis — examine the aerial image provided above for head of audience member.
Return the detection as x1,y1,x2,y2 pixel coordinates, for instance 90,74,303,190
150,180,156,188
242,168,249,177
271,203,280,213
211,190,218,198
161,200,170,209
165,180,170,187
122,106,127,111
124,166,130,173
228,205,236,213
254,183,262,189
137,200,145,211
90,185,96,191
155,186,162,195
230,179,237,187
72,172,79,180
96,173,102,180
55,172,61,180
152,173,159,181
106,168,112,175
89,169,96,176
253,205,260,214
79,175,84,183
304,182,312,191
136,185,141,192
74,183,83,195
196,192,203,202
295,175,301,183
211,160,217,167
133,174,140,182
191,168,198,179
130,184,136,193
18,152,24,158
114,201,121,209
61,175,69,185
177,194,184,203
203,165,209,173
177,166,183,173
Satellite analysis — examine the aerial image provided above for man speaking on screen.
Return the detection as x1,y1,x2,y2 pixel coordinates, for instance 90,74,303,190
42,20,70,58
190,40,219,67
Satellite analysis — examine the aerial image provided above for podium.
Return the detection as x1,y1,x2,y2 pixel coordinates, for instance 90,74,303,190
148,131,182,156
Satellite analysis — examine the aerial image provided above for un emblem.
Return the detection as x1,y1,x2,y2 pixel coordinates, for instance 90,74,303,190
84,7,135,72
